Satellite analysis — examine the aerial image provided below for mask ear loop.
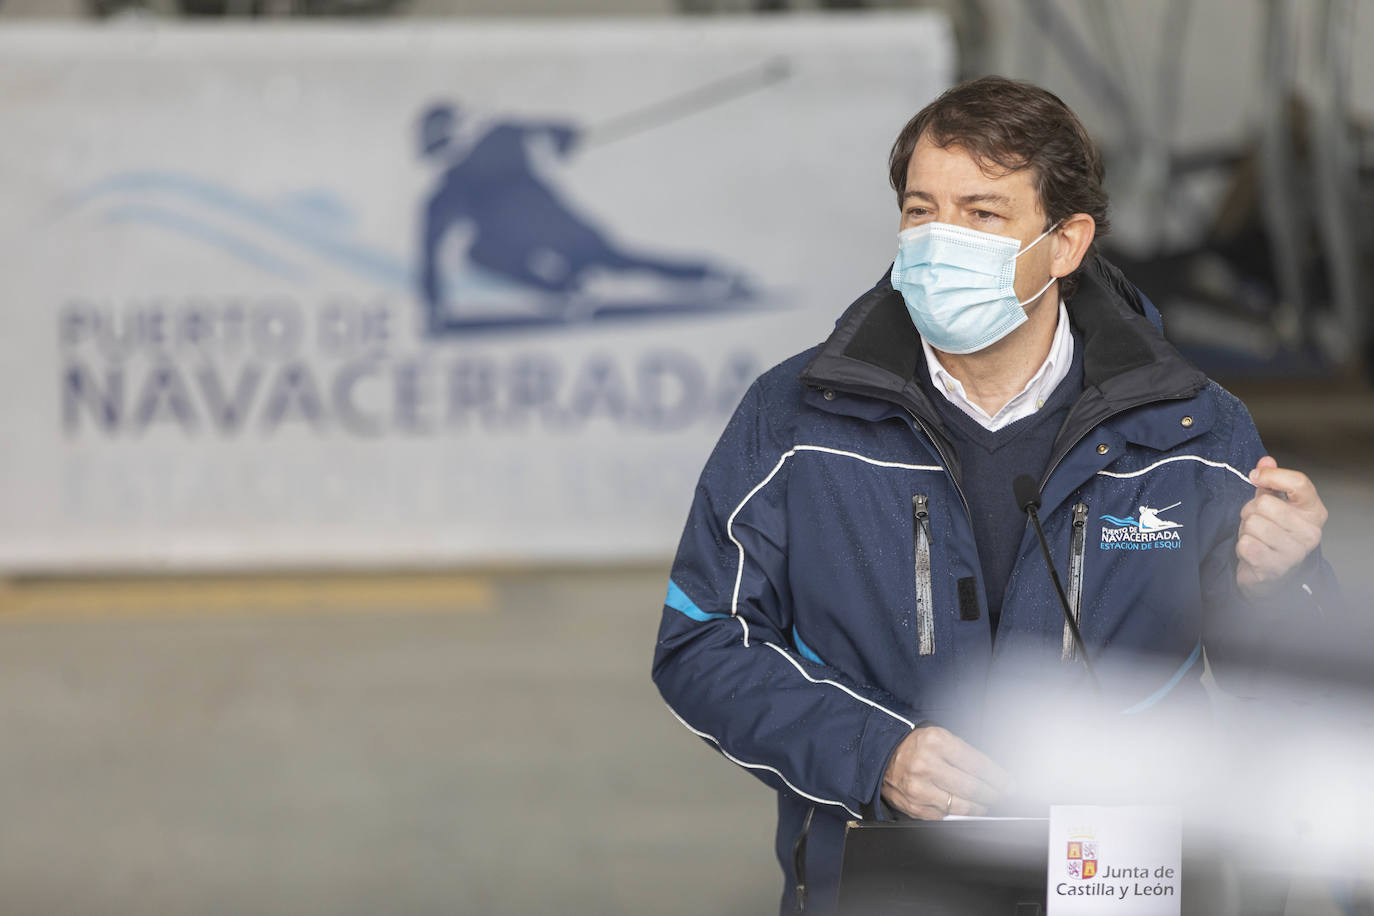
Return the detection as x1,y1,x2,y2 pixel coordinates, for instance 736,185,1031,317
1014,220,1064,258
1016,274,1059,308
1014,220,1064,307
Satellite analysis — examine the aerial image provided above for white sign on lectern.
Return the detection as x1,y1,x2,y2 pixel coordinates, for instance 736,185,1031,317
1047,805,1182,915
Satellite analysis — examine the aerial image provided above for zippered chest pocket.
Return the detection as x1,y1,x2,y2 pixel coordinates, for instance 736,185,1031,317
1062,502,1089,660
913,494,934,656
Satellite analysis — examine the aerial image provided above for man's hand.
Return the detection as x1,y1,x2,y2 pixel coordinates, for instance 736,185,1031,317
881,725,1012,819
1236,456,1328,598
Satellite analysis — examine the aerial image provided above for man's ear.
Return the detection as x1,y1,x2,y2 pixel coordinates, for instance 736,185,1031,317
1050,212,1097,278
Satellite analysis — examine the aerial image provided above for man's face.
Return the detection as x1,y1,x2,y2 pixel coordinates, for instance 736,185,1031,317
900,135,1057,307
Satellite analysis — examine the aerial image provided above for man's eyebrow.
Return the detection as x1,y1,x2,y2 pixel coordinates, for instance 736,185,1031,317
901,190,1014,208
956,193,1012,207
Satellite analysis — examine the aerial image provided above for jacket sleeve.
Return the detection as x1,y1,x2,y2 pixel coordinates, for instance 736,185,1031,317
1199,398,1344,698
651,379,917,820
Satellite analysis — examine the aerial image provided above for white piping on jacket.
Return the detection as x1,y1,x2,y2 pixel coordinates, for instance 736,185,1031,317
726,444,943,648
763,642,916,729
717,444,937,746
1096,454,1250,485
664,702,862,818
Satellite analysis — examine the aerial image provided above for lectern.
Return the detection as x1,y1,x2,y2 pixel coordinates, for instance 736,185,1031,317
837,818,1048,915
836,816,1288,916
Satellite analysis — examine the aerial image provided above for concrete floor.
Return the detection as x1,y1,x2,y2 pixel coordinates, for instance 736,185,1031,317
0,567,779,915
0,389,1370,915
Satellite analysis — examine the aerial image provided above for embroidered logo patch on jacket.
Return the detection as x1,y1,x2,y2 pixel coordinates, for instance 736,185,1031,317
1098,502,1183,551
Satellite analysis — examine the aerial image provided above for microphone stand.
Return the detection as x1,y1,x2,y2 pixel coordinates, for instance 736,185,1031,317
1014,474,1102,697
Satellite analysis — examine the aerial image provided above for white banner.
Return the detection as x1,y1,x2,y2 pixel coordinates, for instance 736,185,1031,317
0,17,953,571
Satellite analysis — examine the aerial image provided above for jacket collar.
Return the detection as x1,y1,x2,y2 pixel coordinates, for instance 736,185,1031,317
798,254,1208,431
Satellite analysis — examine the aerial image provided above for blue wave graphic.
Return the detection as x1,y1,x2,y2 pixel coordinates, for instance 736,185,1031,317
64,171,411,291
103,204,307,281
1099,515,1140,528
62,167,773,337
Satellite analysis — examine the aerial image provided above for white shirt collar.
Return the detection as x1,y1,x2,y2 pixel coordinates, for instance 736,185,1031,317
921,301,1074,432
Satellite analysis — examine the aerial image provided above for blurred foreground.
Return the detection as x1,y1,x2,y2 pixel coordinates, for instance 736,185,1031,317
0,384,1369,915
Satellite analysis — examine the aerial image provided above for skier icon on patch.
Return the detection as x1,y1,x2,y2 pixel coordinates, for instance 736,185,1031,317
1137,502,1182,532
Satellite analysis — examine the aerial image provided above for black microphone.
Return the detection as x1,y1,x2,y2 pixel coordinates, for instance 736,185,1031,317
1013,474,1101,695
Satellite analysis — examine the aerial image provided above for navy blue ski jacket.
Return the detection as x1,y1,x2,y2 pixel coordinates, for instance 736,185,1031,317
651,256,1333,913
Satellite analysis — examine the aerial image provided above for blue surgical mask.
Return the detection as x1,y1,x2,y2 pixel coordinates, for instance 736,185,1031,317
890,221,1059,354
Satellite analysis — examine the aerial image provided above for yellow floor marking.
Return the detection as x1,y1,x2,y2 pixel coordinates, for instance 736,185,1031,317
0,573,493,621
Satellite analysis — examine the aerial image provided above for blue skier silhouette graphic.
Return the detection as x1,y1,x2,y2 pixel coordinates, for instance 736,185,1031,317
417,102,753,334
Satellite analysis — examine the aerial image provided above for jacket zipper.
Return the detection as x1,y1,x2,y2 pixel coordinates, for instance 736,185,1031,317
905,409,973,520
903,409,972,658
792,805,815,913
810,348,1200,665
913,494,935,656
1063,502,1089,660
1030,394,1192,657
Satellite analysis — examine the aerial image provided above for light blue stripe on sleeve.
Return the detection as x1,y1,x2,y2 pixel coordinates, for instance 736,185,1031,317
665,579,727,622
792,626,825,666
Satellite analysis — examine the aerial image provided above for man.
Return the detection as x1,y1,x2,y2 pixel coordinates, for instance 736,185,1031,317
651,77,1333,913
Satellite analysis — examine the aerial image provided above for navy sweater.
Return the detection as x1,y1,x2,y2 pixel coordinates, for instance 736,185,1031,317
918,333,1086,633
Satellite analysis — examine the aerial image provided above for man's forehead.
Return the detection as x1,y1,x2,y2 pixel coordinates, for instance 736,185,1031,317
904,140,1040,208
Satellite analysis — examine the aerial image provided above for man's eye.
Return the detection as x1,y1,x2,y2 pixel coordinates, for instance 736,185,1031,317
972,210,999,221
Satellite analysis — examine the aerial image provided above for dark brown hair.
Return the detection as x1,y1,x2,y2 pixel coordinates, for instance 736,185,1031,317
888,76,1110,300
